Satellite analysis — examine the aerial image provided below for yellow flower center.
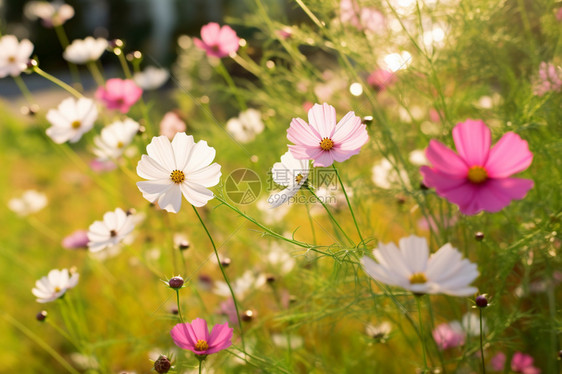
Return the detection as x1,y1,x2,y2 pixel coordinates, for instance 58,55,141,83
295,174,304,184
109,230,117,237
8,56,16,63
117,141,124,148
170,170,185,184
467,166,488,184
71,120,81,129
194,339,209,351
54,286,61,292
409,272,428,285
319,137,334,151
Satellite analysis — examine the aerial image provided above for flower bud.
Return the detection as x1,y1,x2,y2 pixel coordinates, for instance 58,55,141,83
153,355,171,374
220,257,231,267
168,276,184,289
178,240,190,250
475,232,485,241
475,294,488,308
36,310,48,322
242,309,256,322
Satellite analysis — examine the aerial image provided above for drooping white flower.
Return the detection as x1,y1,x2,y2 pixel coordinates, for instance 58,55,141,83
32,268,79,303
226,108,264,143
93,118,139,160
63,37,108,64
136,132,221,212
24,1,74,27
8,190,48,216
46,97,98,144
268,150,310,208
361,235,479,296
133,66,169,90
371,158,410,189
213,270,266,299
87,208,135,253
0,35,34,78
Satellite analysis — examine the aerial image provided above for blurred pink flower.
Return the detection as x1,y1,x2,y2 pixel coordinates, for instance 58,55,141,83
303,101,314,112
95,78,142,113
340,0,385,34
490,352,506,371
512,352,541,374
532,62,562,96
556,7,562,22
171,318,233,356
194,22,240,58
429,108,443,123
420,119,533,215
432,322,465,350
287,103,369,167
90,159,117,172
367,69,396,92
217,298,239,325
159,112,186,140
62,229,89,249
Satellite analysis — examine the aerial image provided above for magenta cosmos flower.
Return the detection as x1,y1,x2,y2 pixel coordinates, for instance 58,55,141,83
420,119,533,215
194,22,240,58
95,78,142,113
287,103,369,167
171,318,233,356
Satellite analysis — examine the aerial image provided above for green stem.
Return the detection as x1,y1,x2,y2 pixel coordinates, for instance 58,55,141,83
191,205,245,349
332,165,364,246
54,25,81,87
175,289,185,323
116,50,132,79
216,60,247,111
479,308,486,374
87,61,105,86
33,66,82,98
304,199,317,246
306,185,354,247
199,359,203,374
416,296,429,373
13,75,35,105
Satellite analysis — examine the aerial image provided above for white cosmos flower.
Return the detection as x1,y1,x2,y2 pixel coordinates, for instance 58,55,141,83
46,97,98,144
32,268,79,303
268,150,310,208
371,158,410,189
226,108,264,143
8,190,47,216
93,118,139,160
136,132,221,212
267,243,296,275
24,1,74,27
133,66,169,90
0,35,34,78
63,37,108,64
87,208,135,253
361,235,479,296
214,270,266,299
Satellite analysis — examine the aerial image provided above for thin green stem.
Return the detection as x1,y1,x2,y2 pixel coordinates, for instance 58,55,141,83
216,60,247,111
332,165,364,246
191,204,245,350
54,25,81,87
87,61,105,86
116,50,132,79
175,289,185,323
416,296,429,373
304,199,317,246
199,359,202,374
479,308,486,374
33,66,82,98
13,75,35,105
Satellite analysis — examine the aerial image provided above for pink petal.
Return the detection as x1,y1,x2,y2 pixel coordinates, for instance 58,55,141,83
452,119,491,166
206,323,233,353
201,23,221,44
288,144,316,160
420,166,468,192
190,318,210,341
330,147,360,162
425,140,468,177
311,150,335,167
287,117,321,146
485,132,533,178
331,111,368,149
170,323,195,349
307,103,336,138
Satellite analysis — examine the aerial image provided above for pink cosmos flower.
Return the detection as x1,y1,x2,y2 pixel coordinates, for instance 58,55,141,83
490,352,506,371
95,78,142,113
62,229,89,249
432,322,465,350
367,68,396,92
194,22,240,58
532,62,562,96
287,103,369,167
420,119,533,215
159,111,187,140
170,318,233,356
511,352,541,374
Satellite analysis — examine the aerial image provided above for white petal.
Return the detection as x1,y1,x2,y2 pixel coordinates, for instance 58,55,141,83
181,181,214,207
399,235,429,273
137,155,170,180
137,179,174,202
146,135,177,170
157,184,182,213
183,140,216,173
171,132,195,171
188,163,221,187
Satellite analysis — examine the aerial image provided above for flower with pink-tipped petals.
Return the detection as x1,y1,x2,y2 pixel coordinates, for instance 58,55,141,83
62,229,89,249
420,119,533,215
194,22,240,58
95,78,142,113
511,352,541,374
367,68,396,92
287,103,369,167
170,318,233,356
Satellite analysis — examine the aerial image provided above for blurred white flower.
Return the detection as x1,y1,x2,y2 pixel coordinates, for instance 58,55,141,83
8,190,48,216
371,158,410,189
461,312,487,336
87,208,135,253
63,37,108,64
267,243,296,275
226,108,264,143
256,198,290,224
93,118,139,161
46,97,98,144
68,353,99,371
159,111,186,140
214,270,266,299
361,235,479,296
24,1,74,27
408,149,428,166
382,51,412,72
272,333,303,349
365,321,392,341
474,93,501,109
136,133,221,212
269,151,310,208
133,66,169,90
0,35,34,78
32,268,79,303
